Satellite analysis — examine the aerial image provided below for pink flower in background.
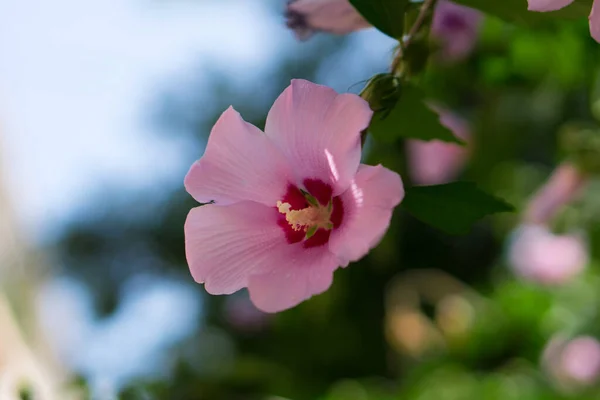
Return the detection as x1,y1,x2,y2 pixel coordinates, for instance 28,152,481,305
286,0,482,62
224,295,270,332
543,335,600,389
184,79,404,313
431,0,483,63
523,163,588,225
286,0,371,40
407,107,471,185
508,225,587,285
561,337,600,384
528,0,600,43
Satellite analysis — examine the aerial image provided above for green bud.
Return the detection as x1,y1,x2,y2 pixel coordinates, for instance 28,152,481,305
360,73,401,113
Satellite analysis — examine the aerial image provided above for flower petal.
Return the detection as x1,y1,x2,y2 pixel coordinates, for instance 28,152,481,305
265,79,372,195
184,107,293,206
431,0,482,63
286,0,371,40
329,164,404,264
523,163,587,225
527,0,574,11
185,201,288,295
590,0,600,43
407,106,471,185
247,248,339,313
508,225,587,285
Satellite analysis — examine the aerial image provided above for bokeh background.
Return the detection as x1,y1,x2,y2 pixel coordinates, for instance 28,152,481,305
1,0,600,399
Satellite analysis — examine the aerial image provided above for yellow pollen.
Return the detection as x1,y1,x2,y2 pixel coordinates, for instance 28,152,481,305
277,201,333,232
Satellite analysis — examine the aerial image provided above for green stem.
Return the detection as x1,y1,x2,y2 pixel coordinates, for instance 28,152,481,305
391,0,437,76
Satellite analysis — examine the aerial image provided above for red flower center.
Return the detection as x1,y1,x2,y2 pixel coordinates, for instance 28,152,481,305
277,179,344,248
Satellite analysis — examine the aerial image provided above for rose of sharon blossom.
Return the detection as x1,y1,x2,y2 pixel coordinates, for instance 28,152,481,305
528,0,600,43
543,335,600,389
561,337,600,385
508,225,588,285
286,0,372,40
431,0,483,62
184,79,404,313
286,0,482,62
407,107,470,185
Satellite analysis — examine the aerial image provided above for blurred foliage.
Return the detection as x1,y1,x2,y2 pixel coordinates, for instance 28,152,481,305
53,1,600,399
367,81,464,144
402,182,514,234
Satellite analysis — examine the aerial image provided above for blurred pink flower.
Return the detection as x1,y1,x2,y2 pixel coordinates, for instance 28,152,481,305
431,0,483,63
224,295,270,332
543,335,600,389
407,107,470,185
184,79,404,313
523,163,587,225
286,0,482,62
562,337,600,384
528,0,600,43
286,0,371,40
508,225,587,285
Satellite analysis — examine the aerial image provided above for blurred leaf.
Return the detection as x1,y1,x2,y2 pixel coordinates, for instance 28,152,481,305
349,0,409,39
454,0,593,24
369,85,463,144
401,182,515,234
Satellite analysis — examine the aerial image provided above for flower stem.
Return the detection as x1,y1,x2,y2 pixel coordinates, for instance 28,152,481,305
391,0,437,76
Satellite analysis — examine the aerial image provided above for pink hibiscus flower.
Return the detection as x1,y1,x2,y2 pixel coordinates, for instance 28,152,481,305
407,106,471,185
508,224,587,285
543,335,600,390
184,79,404,313
528,0,600,43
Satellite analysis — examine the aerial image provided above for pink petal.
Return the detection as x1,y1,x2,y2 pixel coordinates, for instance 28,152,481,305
185,201,289,295
247,247,339,313
523,163,587,225
265,79,371,195
527,0,574,11
407,106,471,185
508,225,587,285
286,0,371,40
329,164,404,264
184,107,293,206
431,0,482,63
590,0,600,43
561,337,600,384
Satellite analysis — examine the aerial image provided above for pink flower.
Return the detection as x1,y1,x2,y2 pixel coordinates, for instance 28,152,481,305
528,0,600,43
407,107,471,185
561,337,600,384
286,0,371,40
523,163,588,225
508,225,587,285
543,335,600,389
431,0,483,63
286,0,482,62
184,79,404,313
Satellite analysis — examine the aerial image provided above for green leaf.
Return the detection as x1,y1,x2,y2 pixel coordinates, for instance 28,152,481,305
369,85,464,144
453,0,592,25
401,182,515,234
349,0,409,39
